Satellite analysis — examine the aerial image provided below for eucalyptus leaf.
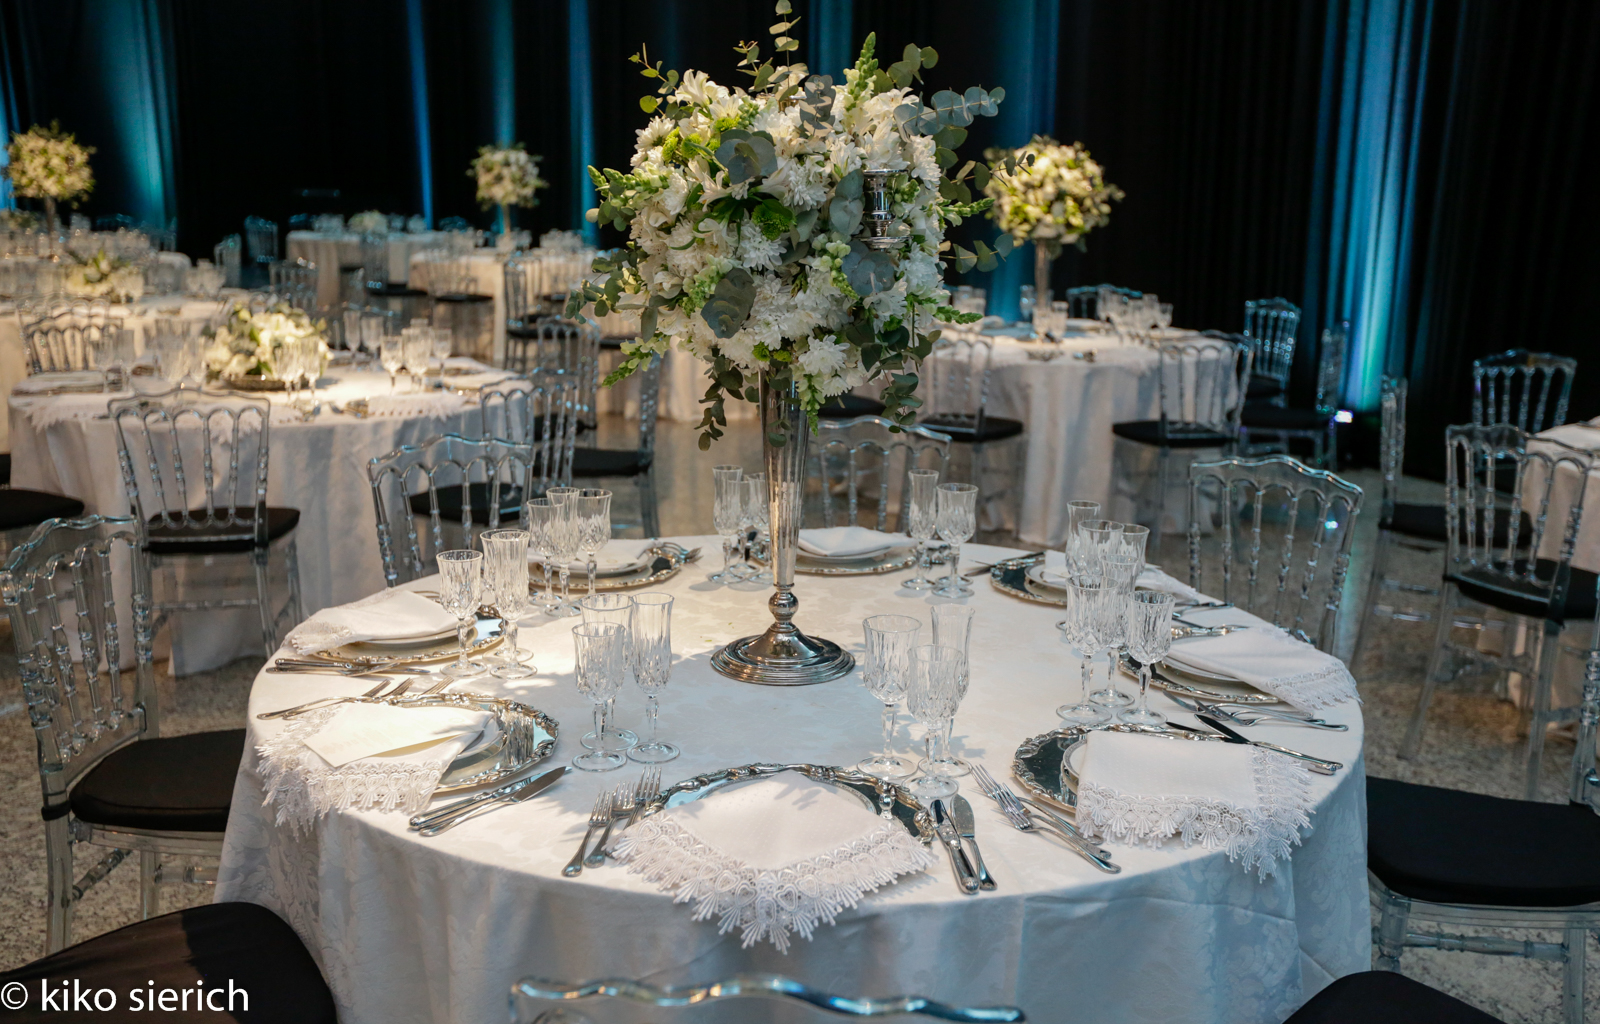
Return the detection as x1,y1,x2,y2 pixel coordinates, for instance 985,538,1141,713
930,89,975,128
935,147,957,170
835,168,863,200
792,208,818,240
920,45,938,67
829,196,863,235
841,242,897,295
995,233,1016,256
640,97,659,113
701,267,756,339
972,163,992,190
932,126,967,150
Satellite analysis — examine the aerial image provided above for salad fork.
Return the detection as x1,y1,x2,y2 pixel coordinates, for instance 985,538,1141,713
585,783,636,867
629,767,662,825
564,791,614,877
258,677,410,720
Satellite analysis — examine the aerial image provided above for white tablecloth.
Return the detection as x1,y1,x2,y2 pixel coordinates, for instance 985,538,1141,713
7,367,504,671
216,538,1369,1024
287,231,447,310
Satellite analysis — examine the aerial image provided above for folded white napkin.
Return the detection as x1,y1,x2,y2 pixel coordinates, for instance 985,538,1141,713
12,370,109,394
1074,730,1313,877
362,392,467,419
256,700,493,831
533,537,651,574
609,774,934,951
1040,552,1205,602
285,589,458,655
1163,623,1359,711
798,526,905,558
444,356,494,372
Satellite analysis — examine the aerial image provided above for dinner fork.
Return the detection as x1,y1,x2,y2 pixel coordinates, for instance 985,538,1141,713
994,796,1119,873
257,678,410,720
273,677,427,719
564,791,614,878
584,782,636,867
970,765,1099,849
1166,695,1346,731
629,767,662,826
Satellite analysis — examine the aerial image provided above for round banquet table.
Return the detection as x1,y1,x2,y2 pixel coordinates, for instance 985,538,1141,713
286,230,447,310
216,537,1370,1024
7,366,506,673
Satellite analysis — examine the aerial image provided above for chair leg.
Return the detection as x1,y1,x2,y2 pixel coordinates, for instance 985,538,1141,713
637,467,661,539
1350,529,1394,671
1523,622,1562,801
1152,444,1169,553
252,546,277,658
1400,582,1458,760
44,816,73,954
285,536,304,629
1374,892,1410,971
1562,925,1586,1024
139,850,159,920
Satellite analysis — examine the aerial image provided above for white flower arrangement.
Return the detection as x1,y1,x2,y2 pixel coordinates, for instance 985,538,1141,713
470,144,548,209
569,9,1018,444
983,136,1122,257
5,122,94,204
64,249,143,302
348,210,388,234
202,301,329,380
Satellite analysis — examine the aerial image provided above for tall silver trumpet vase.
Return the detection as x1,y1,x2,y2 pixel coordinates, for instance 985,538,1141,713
711,377,856,685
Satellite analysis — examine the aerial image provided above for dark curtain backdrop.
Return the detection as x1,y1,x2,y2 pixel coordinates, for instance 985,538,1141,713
0,0,1595,472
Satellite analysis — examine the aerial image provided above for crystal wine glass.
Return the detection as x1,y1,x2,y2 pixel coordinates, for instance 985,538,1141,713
906,644,968,803
859,614,921,780
430,324,452,367
403,328,431,391
436,549,485,679
902,468,940,591
1052,572,1112,725
709,465,743,584
1079,519,1123,573
525,497,560,614
1063,500,1102,575
1090,554,1138,708
482,529,534,679
578,593,637,751
926,604,974,777
1116,524,1150,577
932,482,979,598
574,488,613,598
1121,590,1175,726
745,471,772,583
627,593,678,763
728,476,761,580
545,486,581,615
571,622,627,773
379,333,405,394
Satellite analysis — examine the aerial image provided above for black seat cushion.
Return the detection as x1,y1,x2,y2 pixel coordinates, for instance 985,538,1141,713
1447,558,1598,623
1388,502,1530,545
146,507,299,555
0,489,84,531
1285,970,1505,1024
920,413,1024,443
1241,403,1335,431
1246,375,1285,402
1367,776,1600,908
572,447,652,478
0,902,336,1023
0,452,11,486
367,283,428,298
69,729,244,834
407,483,525,523
1111,419,1233,449
818,393,886,418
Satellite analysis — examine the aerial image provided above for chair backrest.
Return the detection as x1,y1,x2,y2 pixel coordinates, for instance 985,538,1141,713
504,253,535,329
1441,423,1593,625
360,233,389,290
0,515,157,810
479,375,580,494
1472,349,1576,434
244,216,278,265
213,234,242,288
921,330,998,434
269,258,318,314
811,416,952,531
22,311,127,374
503,320,601,429
1156,334,1252,438
1377,375,1408,527
1314,321,1349,415
109,385,273,548
368,432,535,587
1242,297,1301,389
1187,455,1364,651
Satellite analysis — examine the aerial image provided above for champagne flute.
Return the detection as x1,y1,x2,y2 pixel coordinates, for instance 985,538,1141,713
1121,590,1174,726
902,468,940,591
709,465,743,583
482,529,534,679
436,549,485,679
379,333,405,394
860,615,920,780
573,488,613,598
1090,553,1138,709
571,622,627,773
546,486,581,615
627,593,678,763
525,497,560,614
745,471,772,582
579,593,637,751
933,483,979,598
729,476,761,579
403,327,431,391
1053,572,1112,726
906,644,967,803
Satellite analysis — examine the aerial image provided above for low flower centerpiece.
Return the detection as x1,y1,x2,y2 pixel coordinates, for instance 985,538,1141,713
569,9,1018,684
202,301,329,388
4,121,95,236
64,249,143,302
349,209,389,235
470,143,548,238
982,135,1122,314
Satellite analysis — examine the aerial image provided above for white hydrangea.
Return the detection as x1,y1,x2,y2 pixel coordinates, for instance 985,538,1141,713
984,135,1123,252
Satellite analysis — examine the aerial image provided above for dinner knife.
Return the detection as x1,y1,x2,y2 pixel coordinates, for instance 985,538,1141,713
409,765,569,831
416,771,566,836
1193,715,1342,775
932,800,980,894
949,796,996,891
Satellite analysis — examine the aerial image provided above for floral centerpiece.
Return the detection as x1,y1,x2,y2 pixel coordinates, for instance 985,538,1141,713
65,249,143,302
5,122,95,235
982,135,1122,311
203,301,329,384
470,143,547,236
568,7,1018,684
349,210,388,235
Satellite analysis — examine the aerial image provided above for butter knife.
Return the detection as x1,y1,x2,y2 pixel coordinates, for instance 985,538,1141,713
1193,716,1343,775
409,765,569,831
932,800,980,894
416,767,568,836
949,796,996,891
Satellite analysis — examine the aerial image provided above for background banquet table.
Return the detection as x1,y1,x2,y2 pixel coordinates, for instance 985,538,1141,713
287,230,446,309
7,366,507,672
217,538,1369,1024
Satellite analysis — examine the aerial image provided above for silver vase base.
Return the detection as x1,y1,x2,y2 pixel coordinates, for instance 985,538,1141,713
711,626,856,686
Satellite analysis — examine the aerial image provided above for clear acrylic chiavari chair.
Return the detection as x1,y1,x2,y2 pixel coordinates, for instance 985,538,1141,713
268,257,319,314
479,375,582,497
811,416,952,531
1242,297,1302,405
1239,321,1347,468
243,215,278,267
1472,349,1577,434
368,433,535,587
1186,454,1363,653
503,320,602,435
22,309,126,374
1,515,243,952
919,329,1024,528
570,354,663,536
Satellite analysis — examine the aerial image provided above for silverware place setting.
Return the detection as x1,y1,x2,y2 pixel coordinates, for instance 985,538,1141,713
970,764,1119,874
564,767,662,876
1164,693,1348,731
1165,718,1343,775
408,765,571,836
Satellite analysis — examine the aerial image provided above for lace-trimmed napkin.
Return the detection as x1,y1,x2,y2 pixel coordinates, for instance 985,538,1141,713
361,392,468,419
1075,730,1314,878
256,701,492,832
608,774,935,952
284,589,458,655
798,527,907,558
1163,623,1359,711
1042,551,1206,603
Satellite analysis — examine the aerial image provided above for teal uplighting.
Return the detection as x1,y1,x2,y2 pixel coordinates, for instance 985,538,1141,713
488,0,514,145
808,0,854,79
568,0,597,245
406,0,434,227
96,0,176,230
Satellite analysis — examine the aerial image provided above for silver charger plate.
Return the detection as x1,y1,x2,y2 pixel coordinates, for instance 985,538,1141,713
639,762,936,845
309,607,505,667
987,556,1063,606
795,547,919,576
1013,723,1225,813
531,546,684,591
388,692,560,793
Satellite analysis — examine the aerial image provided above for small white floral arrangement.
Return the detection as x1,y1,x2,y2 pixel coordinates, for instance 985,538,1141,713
65,249,143,301
983,136,1122,256
348,210,388,234
0,209,39,232
5,122,94,204
471,143,548,209
538,229,588,252
203,301,329,380
569,8,1020,445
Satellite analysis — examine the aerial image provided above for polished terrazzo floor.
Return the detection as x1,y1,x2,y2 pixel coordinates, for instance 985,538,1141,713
0,415,1592,1022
